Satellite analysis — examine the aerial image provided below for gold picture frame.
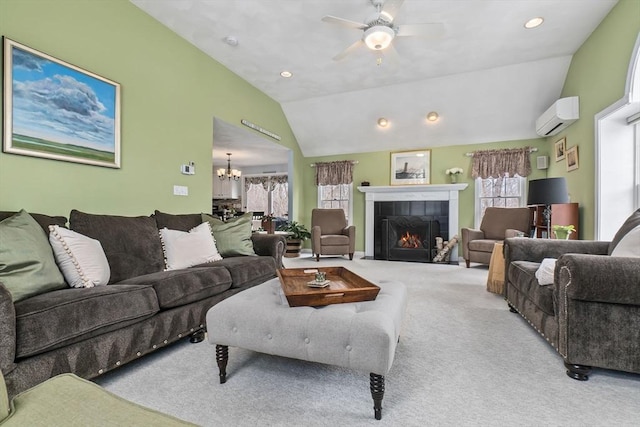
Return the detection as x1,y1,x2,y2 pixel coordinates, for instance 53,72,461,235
554,137,566,162
3,37,121,168
566,145,579,171
390,150,431,185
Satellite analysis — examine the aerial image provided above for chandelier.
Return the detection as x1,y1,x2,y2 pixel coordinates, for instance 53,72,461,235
217,153,241,181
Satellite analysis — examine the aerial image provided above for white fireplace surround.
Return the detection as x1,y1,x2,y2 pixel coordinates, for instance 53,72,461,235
357,184,468,261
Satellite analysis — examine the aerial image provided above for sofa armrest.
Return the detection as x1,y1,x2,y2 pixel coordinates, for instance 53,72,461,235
311,226,322,255
504,238,609,264
0,282,16,376
251,234,287,268
557,254,640,305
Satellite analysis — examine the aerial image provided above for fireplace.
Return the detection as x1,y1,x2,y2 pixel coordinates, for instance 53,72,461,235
358,184,468,263
378,216,441,262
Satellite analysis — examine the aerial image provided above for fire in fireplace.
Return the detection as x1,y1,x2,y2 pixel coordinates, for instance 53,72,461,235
398,231,423,249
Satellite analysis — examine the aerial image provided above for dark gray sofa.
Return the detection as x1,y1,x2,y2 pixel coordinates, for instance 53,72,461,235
0,210,286,398
503,209,640,380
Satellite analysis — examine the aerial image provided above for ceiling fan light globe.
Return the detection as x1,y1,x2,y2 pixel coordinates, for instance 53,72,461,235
364,25,395,50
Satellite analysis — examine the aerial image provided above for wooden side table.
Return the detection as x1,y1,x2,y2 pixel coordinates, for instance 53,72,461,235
486,242,505,294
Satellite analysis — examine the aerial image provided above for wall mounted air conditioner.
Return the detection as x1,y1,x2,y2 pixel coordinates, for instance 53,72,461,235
535,96,579,136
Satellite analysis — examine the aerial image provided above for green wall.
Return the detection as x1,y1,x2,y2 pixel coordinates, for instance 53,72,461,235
303,139,548,251
0,0,304,219
545,0,640,239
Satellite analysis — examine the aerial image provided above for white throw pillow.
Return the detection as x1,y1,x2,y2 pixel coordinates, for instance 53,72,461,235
159,222,222,270
611,224,640,257
535,258,557,286
48,225,110,288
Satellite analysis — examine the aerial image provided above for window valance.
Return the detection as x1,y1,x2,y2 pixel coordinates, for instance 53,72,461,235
471,147,532,179
314,160,354,186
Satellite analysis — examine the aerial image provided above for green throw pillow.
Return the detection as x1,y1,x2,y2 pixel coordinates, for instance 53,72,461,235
0,369,9,422
201,213,255,257
0,210,66,302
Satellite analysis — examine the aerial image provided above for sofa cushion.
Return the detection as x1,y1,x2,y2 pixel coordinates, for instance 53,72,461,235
202,213,255,257
468,239,499,253
117,267,233,309
14,285,159,358
0,210,67,302
611,224,640,257
69,210,165,283
48,225,110,288
153,211,201,232
159,222,222,270
209,256,277,289
608,208,640,255
508,260,555,315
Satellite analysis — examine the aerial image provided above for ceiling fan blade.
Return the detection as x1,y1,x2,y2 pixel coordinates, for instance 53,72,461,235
396,23,445,38
333,39,365,61
321,15,367,30
381,0,405,21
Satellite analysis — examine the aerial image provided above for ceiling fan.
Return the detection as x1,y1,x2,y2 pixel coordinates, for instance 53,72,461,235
322,0,444,61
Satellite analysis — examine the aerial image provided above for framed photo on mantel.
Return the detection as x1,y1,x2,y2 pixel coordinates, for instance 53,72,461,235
390,150,431,185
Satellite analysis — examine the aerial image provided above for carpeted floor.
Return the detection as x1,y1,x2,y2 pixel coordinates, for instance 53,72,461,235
95,255,640,426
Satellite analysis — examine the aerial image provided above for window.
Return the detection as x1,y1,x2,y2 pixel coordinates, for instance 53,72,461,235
317,183,353,224
474,174,526,227
244,174,288,218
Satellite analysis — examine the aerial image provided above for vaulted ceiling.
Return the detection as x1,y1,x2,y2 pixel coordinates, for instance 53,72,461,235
131,0,618,162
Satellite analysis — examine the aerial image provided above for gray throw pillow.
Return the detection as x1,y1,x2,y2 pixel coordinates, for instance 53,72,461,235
0,210,66,301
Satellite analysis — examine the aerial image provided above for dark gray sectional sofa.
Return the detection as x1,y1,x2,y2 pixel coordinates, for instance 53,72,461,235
503,209,640,380
0,210,286,397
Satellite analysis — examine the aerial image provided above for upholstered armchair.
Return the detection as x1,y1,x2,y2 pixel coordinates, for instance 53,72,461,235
311,209,355,262
461,207,532,267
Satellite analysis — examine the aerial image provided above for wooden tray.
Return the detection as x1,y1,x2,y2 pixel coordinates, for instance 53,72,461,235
277,267,380,307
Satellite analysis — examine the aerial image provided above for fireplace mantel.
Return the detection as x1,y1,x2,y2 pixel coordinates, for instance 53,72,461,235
358,184,468,260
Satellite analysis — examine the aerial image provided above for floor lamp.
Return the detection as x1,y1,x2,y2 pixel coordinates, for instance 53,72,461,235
527,177,569,238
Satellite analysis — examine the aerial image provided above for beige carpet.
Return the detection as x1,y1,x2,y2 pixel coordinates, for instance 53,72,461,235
96,254,640,426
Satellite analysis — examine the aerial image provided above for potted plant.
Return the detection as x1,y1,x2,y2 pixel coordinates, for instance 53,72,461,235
277,221,311,258
552,224,576,240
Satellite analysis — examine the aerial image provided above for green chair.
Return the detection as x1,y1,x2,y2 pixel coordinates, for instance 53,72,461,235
0,369,195,426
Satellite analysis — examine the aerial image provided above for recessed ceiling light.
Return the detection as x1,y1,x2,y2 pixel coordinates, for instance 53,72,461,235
426,112,439,122
280,71,293,78
377,118,389,127
524,17,544,29
223,36,239,46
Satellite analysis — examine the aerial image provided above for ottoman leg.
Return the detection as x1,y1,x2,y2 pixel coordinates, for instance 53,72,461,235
216,345,229,384
369,373,385,420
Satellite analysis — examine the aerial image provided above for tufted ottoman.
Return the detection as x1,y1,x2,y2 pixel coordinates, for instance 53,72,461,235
206,277,407,420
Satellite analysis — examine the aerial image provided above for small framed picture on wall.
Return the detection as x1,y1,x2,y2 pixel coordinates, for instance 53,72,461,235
554,137,566,162
566,146,579,171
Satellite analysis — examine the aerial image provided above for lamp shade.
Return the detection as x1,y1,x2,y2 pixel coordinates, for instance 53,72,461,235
527,177,569,205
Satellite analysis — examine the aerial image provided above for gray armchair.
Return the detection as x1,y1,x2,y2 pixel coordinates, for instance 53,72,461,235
461,207,532,267
504,208,640,380
311,209,355,262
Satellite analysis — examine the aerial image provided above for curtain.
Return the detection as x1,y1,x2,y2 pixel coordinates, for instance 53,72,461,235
314,160,354,186
471,147,532,179
244,176,270,191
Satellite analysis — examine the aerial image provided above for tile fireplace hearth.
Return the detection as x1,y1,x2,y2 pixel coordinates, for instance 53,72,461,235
358,184,468,263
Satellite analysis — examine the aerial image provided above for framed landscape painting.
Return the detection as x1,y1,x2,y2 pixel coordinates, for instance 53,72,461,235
3,38,121,168
390,150,431,185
